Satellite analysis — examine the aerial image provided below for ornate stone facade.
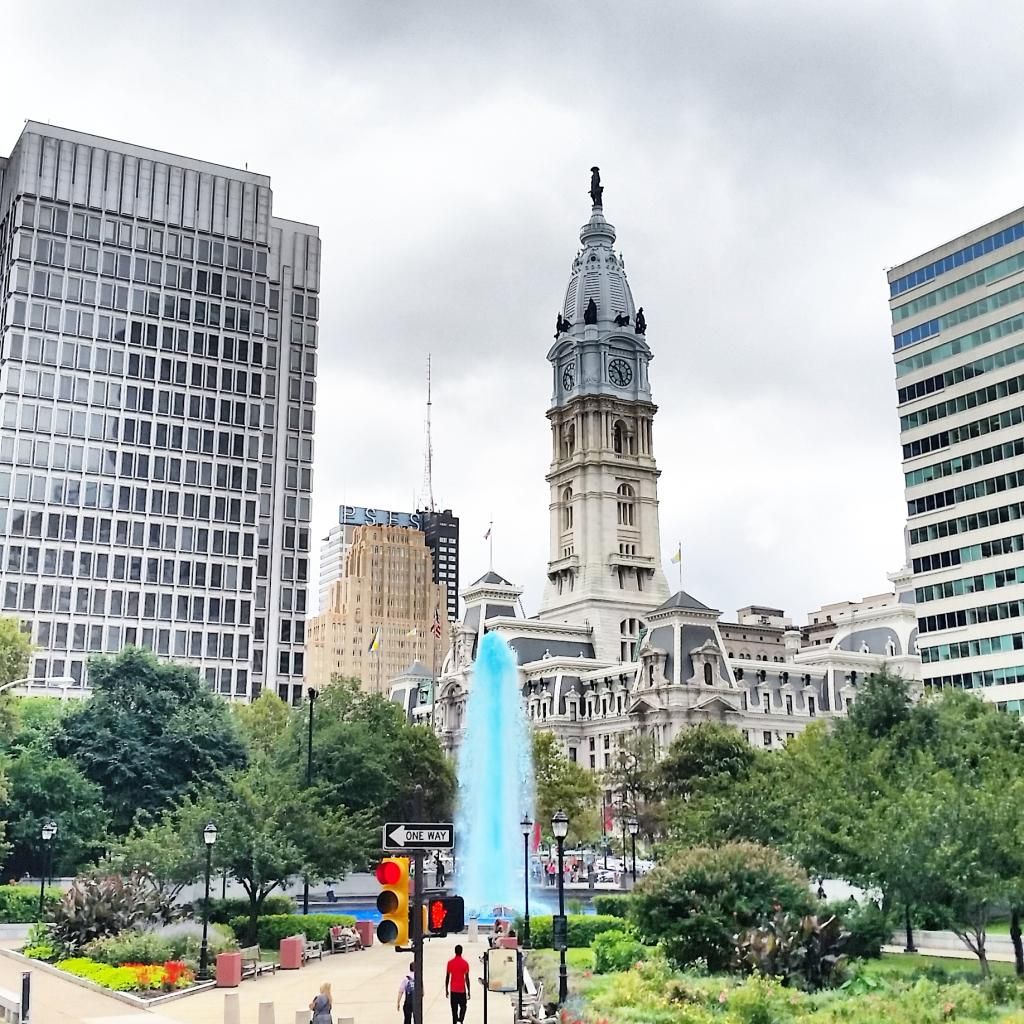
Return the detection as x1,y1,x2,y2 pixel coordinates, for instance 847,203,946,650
390,175,921,766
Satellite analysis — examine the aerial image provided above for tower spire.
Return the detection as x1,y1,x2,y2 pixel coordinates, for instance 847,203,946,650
420,354,435,512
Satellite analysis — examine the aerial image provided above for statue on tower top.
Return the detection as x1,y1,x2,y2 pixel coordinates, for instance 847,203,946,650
589,166,603,208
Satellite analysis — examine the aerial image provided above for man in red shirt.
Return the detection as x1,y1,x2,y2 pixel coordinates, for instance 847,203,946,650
445,943,471,1023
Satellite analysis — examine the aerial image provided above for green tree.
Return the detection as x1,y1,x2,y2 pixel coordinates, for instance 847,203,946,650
295,679,455,823
659,722,756,799
0,616,32,743
107,816,206,905
0,750,108,877
57,648,247,834
175,764,372,941
234,689,292,762
2,697,73,755
533,731,600,844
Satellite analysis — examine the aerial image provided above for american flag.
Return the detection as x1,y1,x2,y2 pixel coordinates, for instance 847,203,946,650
431,606,443,638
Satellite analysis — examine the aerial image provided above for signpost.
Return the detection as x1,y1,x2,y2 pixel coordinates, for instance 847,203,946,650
389,800,460,1024
383,822,455,851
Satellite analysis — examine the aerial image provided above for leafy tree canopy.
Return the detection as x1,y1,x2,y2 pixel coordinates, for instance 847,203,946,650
533,730,600,843
659,721,756,799
57,647,247,834
294,679,455,824
0,749,108,877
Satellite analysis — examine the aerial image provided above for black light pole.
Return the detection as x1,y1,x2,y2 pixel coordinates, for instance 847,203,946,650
552,809,569,1005
302,686,318,915
198,822,218,982
601,792,608,869
520,815,532,948
627,817,639,885
38,821,56,919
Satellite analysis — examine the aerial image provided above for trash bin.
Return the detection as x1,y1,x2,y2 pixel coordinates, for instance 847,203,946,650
356,920,374,947
216,950,242,987
279,934,304,970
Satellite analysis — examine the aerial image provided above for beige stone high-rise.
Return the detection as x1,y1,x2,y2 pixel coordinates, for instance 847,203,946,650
306,524,446,694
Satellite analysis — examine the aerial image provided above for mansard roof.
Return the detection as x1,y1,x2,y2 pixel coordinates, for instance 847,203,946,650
653,590,717,614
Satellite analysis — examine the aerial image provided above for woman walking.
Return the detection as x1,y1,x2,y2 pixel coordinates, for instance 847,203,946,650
310,982,333,1024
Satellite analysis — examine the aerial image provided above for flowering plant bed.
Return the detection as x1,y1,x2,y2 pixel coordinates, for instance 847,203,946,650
55,957,195,993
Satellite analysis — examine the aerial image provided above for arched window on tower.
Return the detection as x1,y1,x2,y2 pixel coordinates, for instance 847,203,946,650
612,419,635,455
619,617,643,662
563,422,576,459
561,485,573,531
616,483,635,526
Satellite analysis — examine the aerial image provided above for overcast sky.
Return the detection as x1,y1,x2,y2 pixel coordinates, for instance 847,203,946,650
5,0,1024,622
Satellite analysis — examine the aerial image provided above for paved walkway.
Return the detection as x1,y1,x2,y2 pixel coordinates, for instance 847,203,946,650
159,938,498,1024
0,954,156,1024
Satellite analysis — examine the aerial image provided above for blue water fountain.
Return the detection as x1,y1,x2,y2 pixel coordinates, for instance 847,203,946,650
455,631,536,916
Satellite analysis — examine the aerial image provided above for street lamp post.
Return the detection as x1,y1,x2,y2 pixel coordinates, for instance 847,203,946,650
38,822,56,919
627,817,639,885
552,809,569,1005
302,687,318,915
520,815,532,948
198,822,218,982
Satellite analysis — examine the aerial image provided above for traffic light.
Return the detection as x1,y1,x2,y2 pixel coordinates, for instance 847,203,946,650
426,895,465,937
376,857,410,945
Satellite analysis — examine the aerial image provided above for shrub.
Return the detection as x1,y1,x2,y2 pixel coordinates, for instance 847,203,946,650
734,911,849,991
725,974,801,1024
85,931,174,966
821,898,891,959
151,920,238,963
227,913,355,948
592,894,633,918
204,894,295,924
630,841,814,971
0,885,62,922
591,927,646,973
51,872,172,952
524,914,625,949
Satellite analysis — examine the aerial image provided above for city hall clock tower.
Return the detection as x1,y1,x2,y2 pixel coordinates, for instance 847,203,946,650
537,170,669,661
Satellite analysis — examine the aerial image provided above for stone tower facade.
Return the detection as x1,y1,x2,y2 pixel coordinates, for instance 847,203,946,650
537,175,669,661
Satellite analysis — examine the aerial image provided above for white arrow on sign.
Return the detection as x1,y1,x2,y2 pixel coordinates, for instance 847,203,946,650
384,823,454,849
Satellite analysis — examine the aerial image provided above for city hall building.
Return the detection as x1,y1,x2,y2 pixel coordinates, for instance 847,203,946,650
392,173,921,762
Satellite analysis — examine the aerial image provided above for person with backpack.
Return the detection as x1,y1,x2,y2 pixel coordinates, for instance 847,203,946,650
396,962,415,1024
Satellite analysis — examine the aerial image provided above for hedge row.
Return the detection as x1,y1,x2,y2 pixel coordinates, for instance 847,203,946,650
228,913,356,948
203,895,295,924
591,895,634,919
0,885,63,923
519,914,625,949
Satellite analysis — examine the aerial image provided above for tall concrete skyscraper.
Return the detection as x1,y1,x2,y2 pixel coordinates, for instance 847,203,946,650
892,209,1024,710
0,122,319,703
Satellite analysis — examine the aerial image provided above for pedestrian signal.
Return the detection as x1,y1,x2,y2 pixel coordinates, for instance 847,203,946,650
375,857,410,945
426,895,465,936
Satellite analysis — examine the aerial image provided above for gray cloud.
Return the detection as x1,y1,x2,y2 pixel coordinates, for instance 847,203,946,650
5,0,1019,624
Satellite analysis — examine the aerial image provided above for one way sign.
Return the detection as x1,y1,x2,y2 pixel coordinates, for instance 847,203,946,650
383,822,455,851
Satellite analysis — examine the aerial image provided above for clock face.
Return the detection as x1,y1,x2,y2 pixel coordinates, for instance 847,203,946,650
562,365,576,390
608,358,633,387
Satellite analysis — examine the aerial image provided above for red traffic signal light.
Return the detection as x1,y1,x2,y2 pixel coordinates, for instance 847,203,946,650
376,860,403,886
376,857,410,945
426,896,465,936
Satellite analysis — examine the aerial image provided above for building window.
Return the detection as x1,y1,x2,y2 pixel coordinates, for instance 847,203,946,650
616,483,635,526
763,731,772,747
703,662,713,685
808,696,816,717
562,486,573,530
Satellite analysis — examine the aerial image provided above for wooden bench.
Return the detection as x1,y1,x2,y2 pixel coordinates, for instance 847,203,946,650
329,926,361,954
303,939,324,962
240,944,278,977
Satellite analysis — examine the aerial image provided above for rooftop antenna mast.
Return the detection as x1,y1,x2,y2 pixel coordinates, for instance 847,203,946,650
420,354,436,513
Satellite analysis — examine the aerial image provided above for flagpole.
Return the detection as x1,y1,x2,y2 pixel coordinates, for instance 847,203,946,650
678,540,682,588
489,521,494,571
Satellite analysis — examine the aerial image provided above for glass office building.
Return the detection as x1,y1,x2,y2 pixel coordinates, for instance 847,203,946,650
892,206,1024,704
0,122,319,702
